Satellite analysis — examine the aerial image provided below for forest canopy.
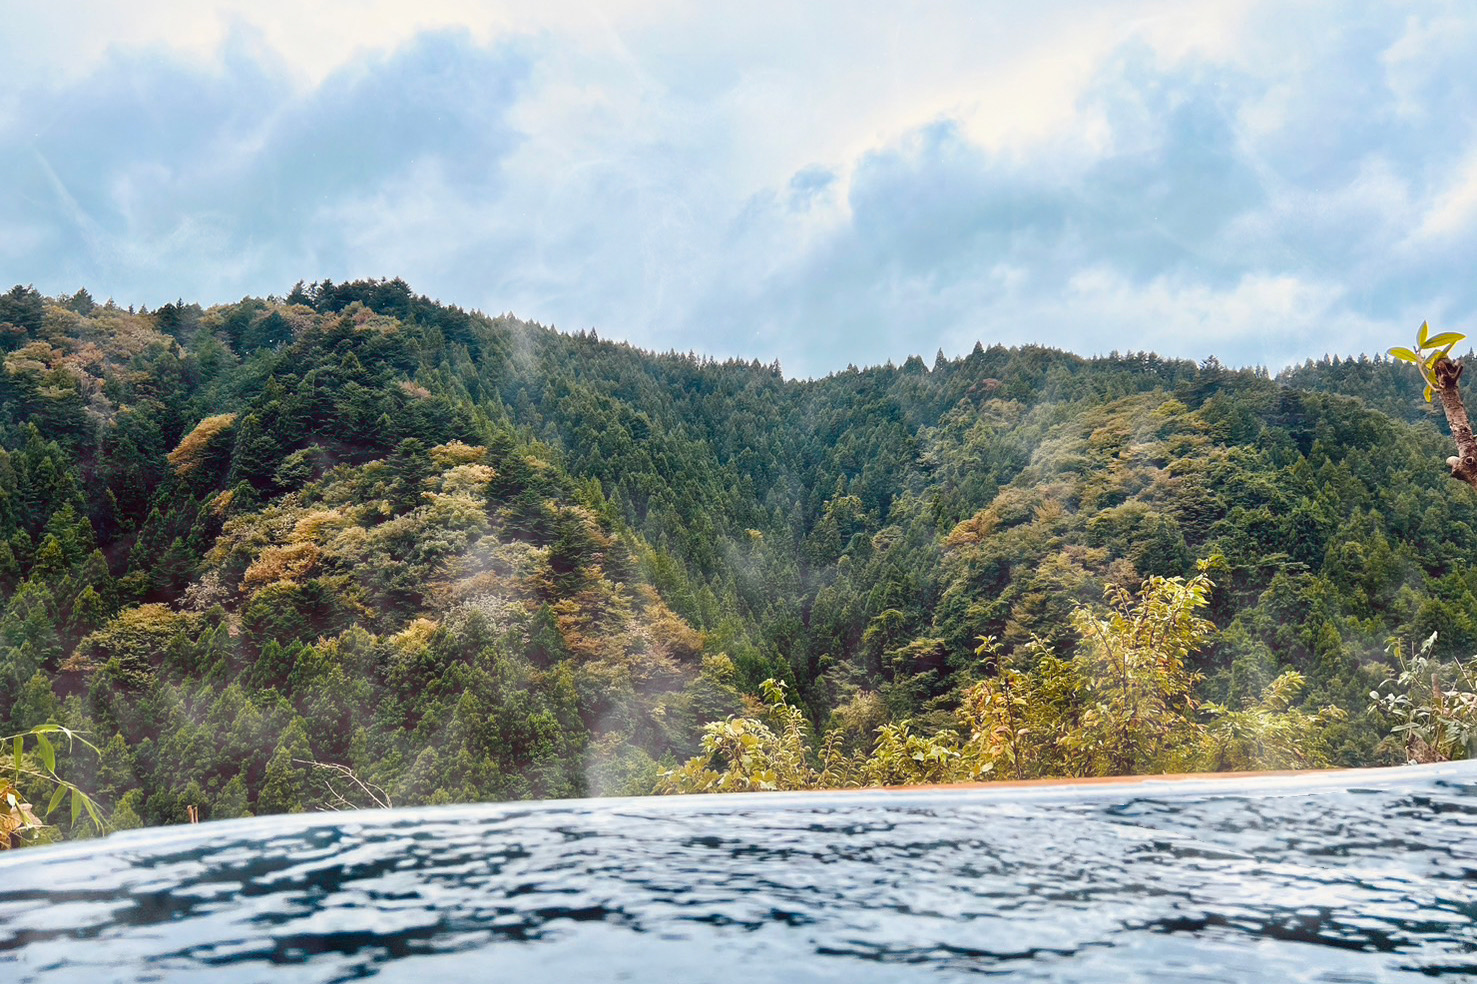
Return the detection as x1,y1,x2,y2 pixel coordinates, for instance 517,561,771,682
1,278,1473,843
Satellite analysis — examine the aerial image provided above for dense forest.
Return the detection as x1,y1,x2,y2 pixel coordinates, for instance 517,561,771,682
2,278,1475,840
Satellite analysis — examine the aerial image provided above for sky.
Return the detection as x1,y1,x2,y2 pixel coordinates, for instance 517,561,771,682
3,1,1477,378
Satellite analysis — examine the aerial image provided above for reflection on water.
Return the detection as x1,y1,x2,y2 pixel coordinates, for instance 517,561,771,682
2,763,1475,982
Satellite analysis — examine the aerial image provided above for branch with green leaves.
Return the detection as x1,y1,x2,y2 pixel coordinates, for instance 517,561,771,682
2,724,106,849
1389,321,1477,489
1388,321,1466,403
1371,632,1477,763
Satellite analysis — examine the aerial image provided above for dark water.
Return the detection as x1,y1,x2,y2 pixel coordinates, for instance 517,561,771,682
2,764,1475,982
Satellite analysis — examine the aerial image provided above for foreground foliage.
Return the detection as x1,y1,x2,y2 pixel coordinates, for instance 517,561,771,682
1372,633,1477,763
659,571,1347,792
1,724,103,848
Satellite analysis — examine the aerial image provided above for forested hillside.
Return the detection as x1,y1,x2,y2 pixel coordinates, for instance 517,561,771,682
3,279,1474,835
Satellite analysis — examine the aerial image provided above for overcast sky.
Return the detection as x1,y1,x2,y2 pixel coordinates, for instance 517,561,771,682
3,1,1476,377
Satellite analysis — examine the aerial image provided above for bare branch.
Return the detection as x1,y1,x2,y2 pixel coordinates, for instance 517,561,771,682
292,759,393,810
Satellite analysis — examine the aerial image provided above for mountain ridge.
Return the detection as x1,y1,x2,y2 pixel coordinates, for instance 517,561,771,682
1,278,1470,830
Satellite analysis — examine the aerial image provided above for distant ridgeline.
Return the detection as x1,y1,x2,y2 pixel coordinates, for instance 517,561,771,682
0,279,1472,832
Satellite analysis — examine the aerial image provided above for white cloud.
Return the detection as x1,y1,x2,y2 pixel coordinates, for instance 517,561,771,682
1,0,672,90
1062,268,1362,361
1412,148,1477,243
1380,9,1477,121
3,1,1477,375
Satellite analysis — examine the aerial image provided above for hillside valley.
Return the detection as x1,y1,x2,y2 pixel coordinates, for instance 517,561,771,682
2,278,1473,833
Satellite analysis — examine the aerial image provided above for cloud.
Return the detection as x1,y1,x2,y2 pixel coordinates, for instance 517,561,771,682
1059,268,1367,366
684,66,1274,371
0,27,528,303
673,3,1477,375
1412,150,1477,243
3,1,1477,375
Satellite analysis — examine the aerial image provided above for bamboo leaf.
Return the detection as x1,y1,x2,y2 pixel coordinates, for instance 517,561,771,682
61,728,99,754
46,784,66,817
36,733,54,774
70,788,82,826
79,791,102,829
11,736,20,776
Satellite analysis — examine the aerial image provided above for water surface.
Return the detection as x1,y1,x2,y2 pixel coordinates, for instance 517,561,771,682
2,763,1475,982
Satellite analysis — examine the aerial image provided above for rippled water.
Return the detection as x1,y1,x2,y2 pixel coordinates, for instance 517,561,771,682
2,763,1475,982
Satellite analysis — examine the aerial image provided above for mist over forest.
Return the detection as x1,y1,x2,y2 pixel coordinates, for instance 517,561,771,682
2,277,1473,834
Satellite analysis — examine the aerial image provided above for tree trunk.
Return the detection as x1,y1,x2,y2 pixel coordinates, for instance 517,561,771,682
1434,359,1477,490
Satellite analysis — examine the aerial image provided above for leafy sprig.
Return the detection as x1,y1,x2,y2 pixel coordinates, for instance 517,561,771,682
2,724,106,848
1389,321,1467,403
